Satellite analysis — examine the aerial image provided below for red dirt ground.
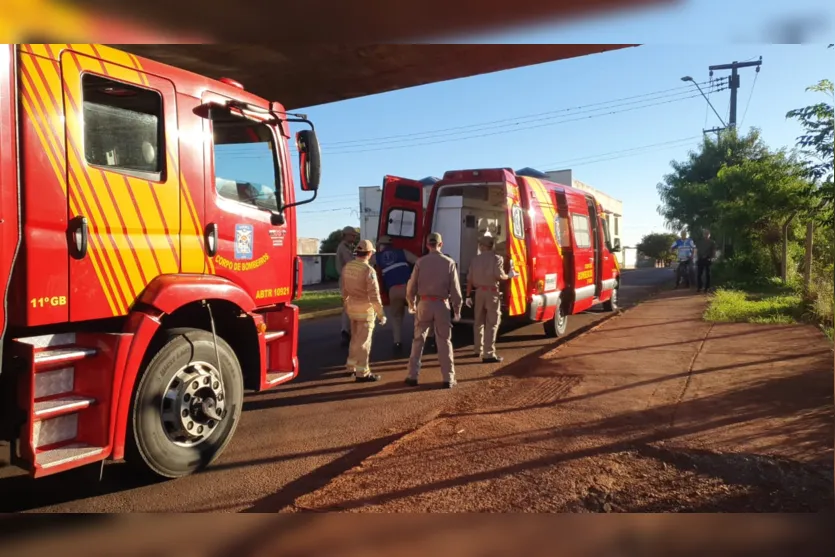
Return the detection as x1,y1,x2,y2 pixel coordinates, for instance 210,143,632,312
286,290,834,512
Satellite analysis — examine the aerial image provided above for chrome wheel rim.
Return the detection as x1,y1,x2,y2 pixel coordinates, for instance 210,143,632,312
160,361,226,448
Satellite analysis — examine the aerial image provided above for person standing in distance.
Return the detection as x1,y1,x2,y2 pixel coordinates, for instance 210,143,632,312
465,234,517,363
670,230,696,289
405,232,462,389
376,235,418,353
695,228,717,293
336,226,358,346
341,239,386,382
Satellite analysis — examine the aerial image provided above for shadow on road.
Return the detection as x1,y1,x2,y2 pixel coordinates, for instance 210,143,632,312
240,431,409,513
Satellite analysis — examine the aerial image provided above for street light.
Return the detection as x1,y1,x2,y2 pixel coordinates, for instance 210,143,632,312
681,76,727,127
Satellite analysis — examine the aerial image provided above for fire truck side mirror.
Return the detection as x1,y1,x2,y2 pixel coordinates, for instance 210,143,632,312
296,129,321,192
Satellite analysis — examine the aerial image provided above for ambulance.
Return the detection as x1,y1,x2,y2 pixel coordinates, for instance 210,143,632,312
377,168,621,336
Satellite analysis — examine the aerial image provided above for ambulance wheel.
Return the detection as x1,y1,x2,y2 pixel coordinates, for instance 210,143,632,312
543,305,568,338
603,287,619,312
126,327,244,479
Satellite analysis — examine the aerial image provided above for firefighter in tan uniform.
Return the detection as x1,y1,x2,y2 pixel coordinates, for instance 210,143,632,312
405,232,462,389
341,239,386,382
465,234,517,363
336,226,358,346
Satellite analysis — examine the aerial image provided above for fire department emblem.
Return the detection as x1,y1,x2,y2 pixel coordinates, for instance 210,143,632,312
234,224,254,260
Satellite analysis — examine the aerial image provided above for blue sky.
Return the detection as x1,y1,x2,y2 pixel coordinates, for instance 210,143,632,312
268,41,831,248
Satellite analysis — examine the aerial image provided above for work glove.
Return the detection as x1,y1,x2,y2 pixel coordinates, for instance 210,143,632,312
378,315,387,326
465,298,473,308
453,313,461,323
507,268,519,279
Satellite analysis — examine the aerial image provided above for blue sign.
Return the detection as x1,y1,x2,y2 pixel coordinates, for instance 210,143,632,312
234,224,254,260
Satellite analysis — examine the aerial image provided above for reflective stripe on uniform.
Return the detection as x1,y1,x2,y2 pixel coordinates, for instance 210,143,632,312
382,261,409,274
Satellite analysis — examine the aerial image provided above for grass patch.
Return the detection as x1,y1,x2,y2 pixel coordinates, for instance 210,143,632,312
295,289,342,314
704,280,805,325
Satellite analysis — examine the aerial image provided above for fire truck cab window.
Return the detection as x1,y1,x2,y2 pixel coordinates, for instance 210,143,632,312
571,214,592,249
82,74,163,178
213,118,282,212
386,209,416,238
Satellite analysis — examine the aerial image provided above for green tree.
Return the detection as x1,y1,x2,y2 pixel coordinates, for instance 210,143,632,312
656,129,770,235
637,232,678,263
657,128,811,278
786,78,834,222
319,227,358,253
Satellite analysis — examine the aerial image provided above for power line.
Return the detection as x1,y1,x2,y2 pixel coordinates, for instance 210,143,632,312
532,135,701,170
311,92,719,155
315,81,714,148
740,70,760,127
226,88,724,158
223,79,717,154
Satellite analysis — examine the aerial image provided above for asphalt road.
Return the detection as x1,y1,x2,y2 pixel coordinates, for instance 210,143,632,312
0,268,672,512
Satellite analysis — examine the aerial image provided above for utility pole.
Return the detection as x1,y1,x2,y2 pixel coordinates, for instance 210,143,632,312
708,57,762,128
703,126,725,140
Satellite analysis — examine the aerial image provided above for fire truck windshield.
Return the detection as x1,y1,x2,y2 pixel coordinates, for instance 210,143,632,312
213,119,283,212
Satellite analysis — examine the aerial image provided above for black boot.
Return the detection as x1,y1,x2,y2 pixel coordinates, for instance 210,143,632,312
356,373,381,383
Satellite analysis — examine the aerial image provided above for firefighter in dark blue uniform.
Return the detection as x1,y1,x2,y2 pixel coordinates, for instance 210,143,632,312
376,236,418,353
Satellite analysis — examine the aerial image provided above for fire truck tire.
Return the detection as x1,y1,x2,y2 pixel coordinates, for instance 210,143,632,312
603,287,619,312
543,304,568,338
126,327,244,479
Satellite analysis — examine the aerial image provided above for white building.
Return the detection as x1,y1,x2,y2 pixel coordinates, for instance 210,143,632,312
543,169,625,267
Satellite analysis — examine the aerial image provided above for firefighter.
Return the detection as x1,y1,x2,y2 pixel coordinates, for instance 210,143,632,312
376,235,418,353
341,239,386,382
405,232,462,389
465,234,517,363
336,226,359,346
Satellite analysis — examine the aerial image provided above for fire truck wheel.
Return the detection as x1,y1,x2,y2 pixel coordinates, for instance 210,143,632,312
543,304,568,338
603,287,619,312
127,327,244,479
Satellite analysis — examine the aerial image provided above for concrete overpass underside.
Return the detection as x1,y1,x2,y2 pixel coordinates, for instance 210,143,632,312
113,44,637,109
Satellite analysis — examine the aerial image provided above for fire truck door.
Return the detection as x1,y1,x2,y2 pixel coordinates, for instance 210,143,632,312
61,50,181,321
204,99,293,306
568,200,596,314
585,196,603,298
378,175,426,256
377,175,426,305
505,181,529,317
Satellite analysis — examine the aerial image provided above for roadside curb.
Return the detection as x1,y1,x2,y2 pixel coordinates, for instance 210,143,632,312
299,307,342,321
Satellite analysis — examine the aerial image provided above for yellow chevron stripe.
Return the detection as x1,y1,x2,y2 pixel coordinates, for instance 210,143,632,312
123,49,212,275
18,64,121,315
58,52,138,307
26,47,130,313
527,178,562,258
70,53,177,283
506,191,529,317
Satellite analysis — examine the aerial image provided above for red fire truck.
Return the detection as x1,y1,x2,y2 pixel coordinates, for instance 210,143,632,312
378,168,621,335
0,44,321,479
